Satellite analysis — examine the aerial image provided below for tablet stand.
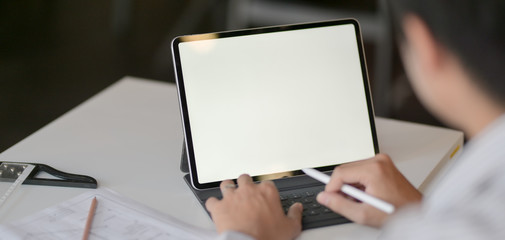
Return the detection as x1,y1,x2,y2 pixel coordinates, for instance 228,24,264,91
179,142,223,210
180,142,189,173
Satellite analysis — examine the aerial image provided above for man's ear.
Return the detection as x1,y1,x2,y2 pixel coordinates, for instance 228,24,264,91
402,14,445,75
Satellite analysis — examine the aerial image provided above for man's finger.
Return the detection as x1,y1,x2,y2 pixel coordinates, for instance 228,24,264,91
326,155,391,193
258,180,279,198
237,174,253,187
317,191,373,224
205,196,219,212
287,202,303,220
327,163,366,192
318,191,388,227
286,202,303,236
220,180,236,196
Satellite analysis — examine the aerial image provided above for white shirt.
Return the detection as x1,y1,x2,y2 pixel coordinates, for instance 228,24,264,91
381,113,505,239
220,113,505,239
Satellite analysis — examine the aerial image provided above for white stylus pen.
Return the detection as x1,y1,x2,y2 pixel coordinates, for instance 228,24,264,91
302,168,395,214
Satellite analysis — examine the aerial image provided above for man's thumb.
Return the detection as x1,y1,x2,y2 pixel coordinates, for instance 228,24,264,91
287,202,303,221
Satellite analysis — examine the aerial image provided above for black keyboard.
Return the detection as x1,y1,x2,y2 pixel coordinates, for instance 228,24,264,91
183,174,350,230
279,185,350,229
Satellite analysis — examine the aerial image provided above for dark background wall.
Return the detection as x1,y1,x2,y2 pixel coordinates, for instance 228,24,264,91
0,0,440,152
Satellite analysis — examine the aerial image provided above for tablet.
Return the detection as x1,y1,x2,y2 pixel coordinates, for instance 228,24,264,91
172,19,378,189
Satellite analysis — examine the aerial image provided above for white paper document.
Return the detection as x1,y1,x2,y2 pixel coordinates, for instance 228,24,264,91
0,188,218,240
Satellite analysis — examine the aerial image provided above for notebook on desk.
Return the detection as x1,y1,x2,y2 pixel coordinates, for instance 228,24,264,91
171,19,379,229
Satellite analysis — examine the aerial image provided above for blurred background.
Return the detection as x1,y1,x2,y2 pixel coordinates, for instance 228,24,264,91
0,0,442,152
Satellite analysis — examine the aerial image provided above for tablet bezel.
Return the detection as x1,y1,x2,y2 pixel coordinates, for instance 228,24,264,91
172,19,379,189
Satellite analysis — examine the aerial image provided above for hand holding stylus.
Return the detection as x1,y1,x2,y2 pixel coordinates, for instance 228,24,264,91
307,154,422,227
302,168,395,214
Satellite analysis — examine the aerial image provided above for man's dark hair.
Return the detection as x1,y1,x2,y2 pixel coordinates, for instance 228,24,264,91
388,0,505,105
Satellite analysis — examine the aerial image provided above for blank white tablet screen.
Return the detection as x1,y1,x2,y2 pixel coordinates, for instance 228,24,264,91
179,23,375,184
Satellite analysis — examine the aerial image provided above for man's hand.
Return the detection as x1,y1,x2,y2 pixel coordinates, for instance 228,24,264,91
206,174,303,240
317,154,422,227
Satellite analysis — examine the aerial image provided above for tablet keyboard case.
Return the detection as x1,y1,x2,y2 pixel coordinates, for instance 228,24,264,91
179,142,350,230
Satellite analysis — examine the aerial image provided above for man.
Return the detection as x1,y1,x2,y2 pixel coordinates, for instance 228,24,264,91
206,0,505,239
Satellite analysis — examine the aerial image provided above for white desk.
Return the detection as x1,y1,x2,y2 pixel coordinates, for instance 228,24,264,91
0,76,463,239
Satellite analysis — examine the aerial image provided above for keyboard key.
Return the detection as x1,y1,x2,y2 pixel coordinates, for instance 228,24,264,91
276,185,349,229
291,193,302,199
323,208,332,213
307,209,320,216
